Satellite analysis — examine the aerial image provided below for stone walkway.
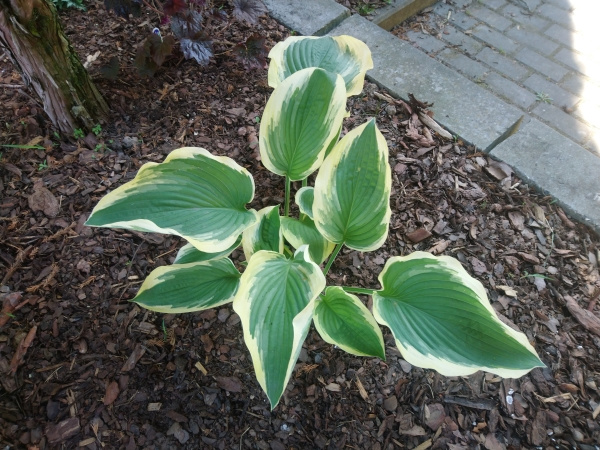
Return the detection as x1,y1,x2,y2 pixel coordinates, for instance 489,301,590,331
263,0,600,234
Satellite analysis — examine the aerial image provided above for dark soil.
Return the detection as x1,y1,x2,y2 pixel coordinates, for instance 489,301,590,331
1,2,600,449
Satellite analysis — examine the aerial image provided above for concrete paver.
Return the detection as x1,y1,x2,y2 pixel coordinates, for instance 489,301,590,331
262,0,348,36
263,0,600,233
490,118,600,230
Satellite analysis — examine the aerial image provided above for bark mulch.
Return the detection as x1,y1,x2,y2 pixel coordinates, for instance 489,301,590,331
1,2,600,449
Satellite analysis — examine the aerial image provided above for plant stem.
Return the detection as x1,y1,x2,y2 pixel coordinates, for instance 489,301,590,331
284,176,291,217
341,286,375,295
323,243,343,275
302,177,307,187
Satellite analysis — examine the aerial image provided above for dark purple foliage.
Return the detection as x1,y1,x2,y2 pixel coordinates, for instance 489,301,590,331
232,0,267,24
134,34,176,77
233,34,268,70
179,36,213,66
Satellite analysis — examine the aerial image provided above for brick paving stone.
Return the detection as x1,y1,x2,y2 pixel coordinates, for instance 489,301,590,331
465,4,513,31
476,47,530,81
524,74,580,109
405,30,447,54
544,24,571,46
533,103,590,143
432,4,479,32
484,72,537,109
507,26,560,56
480,0,508,10
452,0,473,8
439,24,483,56
554,48,600,80
438,48,489,80
537,3,573,29
472,24,519,54
521,0,541,10
499,4,550,32
514,48,568,81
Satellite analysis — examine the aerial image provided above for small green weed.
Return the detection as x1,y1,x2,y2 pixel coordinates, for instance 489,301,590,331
358,2,376,15
1,143,45,150
536,92,552,104
162,319,168,342
38,159,48,171
73,128,85,139
92,124,102,136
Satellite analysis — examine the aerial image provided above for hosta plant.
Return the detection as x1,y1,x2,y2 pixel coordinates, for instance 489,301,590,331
87,35,544,408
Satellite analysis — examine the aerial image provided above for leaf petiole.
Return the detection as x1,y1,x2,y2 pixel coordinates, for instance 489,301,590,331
341,286,375,295
323,242,343,275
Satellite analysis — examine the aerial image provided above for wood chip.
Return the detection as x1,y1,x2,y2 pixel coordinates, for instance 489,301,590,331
325,383,341,392
355,377,368,401
497,285,518,297
148,402,162,411
46,417,80,444
121,343,146,372
103,380,120,405
216,376,243,393
10,325,37,373
28,181,59,218
406,228,432,243
194,361,208,375
565,295,600,337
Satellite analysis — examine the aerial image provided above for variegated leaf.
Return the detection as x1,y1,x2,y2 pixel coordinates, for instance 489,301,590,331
233,247,326,408
268,35,373,96
260,68,346,181
295,186,314,220
281,216,334,265
313,119,391,251
314,287,385,358
242,206,283,260
133,259,241,313
86,147,258,253
373,252,545,378
174,237,242,264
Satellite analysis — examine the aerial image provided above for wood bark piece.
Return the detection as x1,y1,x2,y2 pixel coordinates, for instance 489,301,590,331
45,417,80,444
0,0,108,133
565,295,600,337
10,324,37,373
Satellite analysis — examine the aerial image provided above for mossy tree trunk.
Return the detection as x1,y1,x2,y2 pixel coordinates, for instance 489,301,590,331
0,0,108,134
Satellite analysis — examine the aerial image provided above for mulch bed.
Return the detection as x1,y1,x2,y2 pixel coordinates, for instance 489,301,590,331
1,2,600,449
